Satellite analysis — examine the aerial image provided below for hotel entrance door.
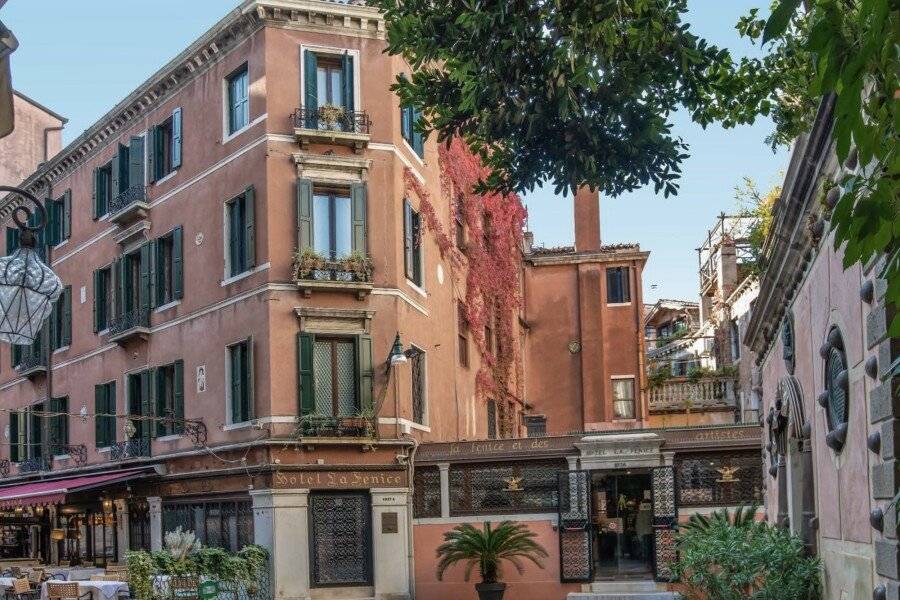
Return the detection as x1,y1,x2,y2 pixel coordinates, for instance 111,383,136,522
592,471,653,579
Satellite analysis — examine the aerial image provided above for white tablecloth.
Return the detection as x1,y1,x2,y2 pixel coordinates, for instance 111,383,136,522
40,581,128,600
45,568,105,581
0,576,18,589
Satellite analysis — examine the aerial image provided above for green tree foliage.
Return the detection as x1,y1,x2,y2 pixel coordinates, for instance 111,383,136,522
435,521,548,583
672,506,821,600
372,0,734,197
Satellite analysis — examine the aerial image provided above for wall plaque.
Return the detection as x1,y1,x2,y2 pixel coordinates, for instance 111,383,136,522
381,511,398,534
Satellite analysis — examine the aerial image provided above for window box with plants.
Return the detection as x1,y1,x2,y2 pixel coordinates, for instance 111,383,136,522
292,248,374,299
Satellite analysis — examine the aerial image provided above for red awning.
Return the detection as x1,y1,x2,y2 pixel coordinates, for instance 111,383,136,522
0,468,152,508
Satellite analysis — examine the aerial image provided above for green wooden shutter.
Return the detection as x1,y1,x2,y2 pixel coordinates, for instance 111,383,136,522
6,227,17,255
9,412,18,463
357,334,373,413
401,105,412,143
173,226,184,300
244,187,255,268
44,198,57,247
140,242,153,315
141,370,153,443
297,179,313,250
350,183,366,255
297,332,315,415
246,337,254,420
147,126,157,183
47,397,59,454
412,211,422,284
111,148,122,200
92,167,101,219
412,108,424,156
230,344,241,424
106,381,117,445
129,136,145,189
115,257,125,319
94,385,105,448
403,199,414,280
173,360,184,433
62,190,71,240
61,286,71,347
342,52,354,113
49,295,58,351
92,269,100,333
171,108,182,169
227,199,240,276
303,50,318,127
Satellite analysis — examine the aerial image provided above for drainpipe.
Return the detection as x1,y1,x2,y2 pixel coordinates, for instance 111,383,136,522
401,433,419,599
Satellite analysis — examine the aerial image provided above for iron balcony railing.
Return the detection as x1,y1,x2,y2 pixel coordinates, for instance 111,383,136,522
108,307,150,337
648,376,738,412
292,107,371,135
50,444,88,465
16,350,48,374
108,184,147,215
297,415,376,439
18,456,51,474
294,257,373,284
109,438,151,461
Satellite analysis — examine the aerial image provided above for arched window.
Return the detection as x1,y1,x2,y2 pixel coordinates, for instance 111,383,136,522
821,326,849,452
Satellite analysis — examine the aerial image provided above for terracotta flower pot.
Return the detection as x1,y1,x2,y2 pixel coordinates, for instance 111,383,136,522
475,582,507,600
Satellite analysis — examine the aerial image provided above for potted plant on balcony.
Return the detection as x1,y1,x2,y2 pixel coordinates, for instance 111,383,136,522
343,250,373,282
436,521,547,600
318,103,346,130
292,247,325,280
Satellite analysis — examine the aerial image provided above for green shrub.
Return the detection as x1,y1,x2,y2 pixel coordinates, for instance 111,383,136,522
671,507,820,600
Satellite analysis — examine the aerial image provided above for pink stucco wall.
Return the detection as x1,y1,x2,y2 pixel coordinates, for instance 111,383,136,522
414,520,580,600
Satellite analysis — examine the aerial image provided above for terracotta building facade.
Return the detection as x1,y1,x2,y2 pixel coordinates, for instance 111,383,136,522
746,97,898,600
0,2,520,599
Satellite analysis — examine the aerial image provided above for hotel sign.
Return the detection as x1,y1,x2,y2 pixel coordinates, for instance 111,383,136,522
272,469,407,489
417,436,577,462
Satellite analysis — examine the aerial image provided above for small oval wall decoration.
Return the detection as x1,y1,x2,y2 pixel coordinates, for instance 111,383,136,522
567,340,581,354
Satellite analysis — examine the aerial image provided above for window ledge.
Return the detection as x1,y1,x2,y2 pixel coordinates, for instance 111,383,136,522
607,302,632,307
53,454,71,461
293,126,370,154
223,421,254,432
97,447,111,454
221,262,270,287
401,138,425,165
156,434,182,442
52,239,69,251
296,278,373,300
405,279,427,298
154,300,181,313
222,125,251,145
52,346,70,355
153,171,178,187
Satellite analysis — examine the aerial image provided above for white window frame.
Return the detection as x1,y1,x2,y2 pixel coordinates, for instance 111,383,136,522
223,191,248,281
222,63,251,142
299,44,362,113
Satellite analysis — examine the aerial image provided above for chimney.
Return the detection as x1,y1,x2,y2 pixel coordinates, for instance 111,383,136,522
574,186,601,252
523,230,534,254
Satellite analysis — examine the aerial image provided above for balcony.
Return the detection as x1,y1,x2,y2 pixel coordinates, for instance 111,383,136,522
293,251,374,300
15,350,48,379
648,376,738,413
108,185,149,226
109,438,151,461
296,415,377,441
107,307,151,344
292,107,371,153
18,456,51,474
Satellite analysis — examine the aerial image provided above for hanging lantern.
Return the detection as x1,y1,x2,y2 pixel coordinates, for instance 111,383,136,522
0,186,62,344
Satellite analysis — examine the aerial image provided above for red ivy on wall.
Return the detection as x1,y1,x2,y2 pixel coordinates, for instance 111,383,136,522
404,138,526,432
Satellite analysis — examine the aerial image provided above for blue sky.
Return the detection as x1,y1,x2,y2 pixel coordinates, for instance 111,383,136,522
3,0,787,303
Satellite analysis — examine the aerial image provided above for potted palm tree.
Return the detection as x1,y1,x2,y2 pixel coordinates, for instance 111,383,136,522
436,521,548,600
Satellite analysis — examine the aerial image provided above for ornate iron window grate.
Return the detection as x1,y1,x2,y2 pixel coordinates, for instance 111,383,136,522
675,451,763,507
162,499,253,552
413,466,441,518
309,492,373,587
411,350,426,425
449,459,565,516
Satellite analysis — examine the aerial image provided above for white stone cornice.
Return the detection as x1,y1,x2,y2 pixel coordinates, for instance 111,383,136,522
248,0,385,39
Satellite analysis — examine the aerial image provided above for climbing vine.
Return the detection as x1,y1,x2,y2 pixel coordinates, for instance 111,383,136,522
404,138,526,434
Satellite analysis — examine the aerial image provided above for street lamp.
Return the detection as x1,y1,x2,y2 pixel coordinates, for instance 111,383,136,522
0,186,62,344
388,332,407,366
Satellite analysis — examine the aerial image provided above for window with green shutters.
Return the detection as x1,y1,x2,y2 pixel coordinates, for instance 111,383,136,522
5,226,18,255
400,104,424,157
93,161,113,219
296,179,366,259
228,338,254,424
49,286,72,350
148,108,182,183
9,411,21,462
302,50,355,130
404,199,422,285
225,187,255,278
93,265,113,333
95,381,117,448
45,190,71,246
29,402,43,459
154,226,184,306
128,371,153,448
47,396,68,456
297,332,373,418
155,361,184,437
227,65,249,135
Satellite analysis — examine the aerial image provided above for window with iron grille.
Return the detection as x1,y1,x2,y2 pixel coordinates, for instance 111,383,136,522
413,467,441,518
525,415,547,437
824,326,848,438
675,451,763,507
162,499,254,552
410,349,426,424
449,460,565,516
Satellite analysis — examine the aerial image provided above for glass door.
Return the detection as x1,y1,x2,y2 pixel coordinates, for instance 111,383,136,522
592,472,654,578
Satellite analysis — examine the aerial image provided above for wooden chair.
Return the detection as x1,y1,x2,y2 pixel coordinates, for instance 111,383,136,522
170,577,199,600
10,578,38,600
25,570,43,585
45,583,90,600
